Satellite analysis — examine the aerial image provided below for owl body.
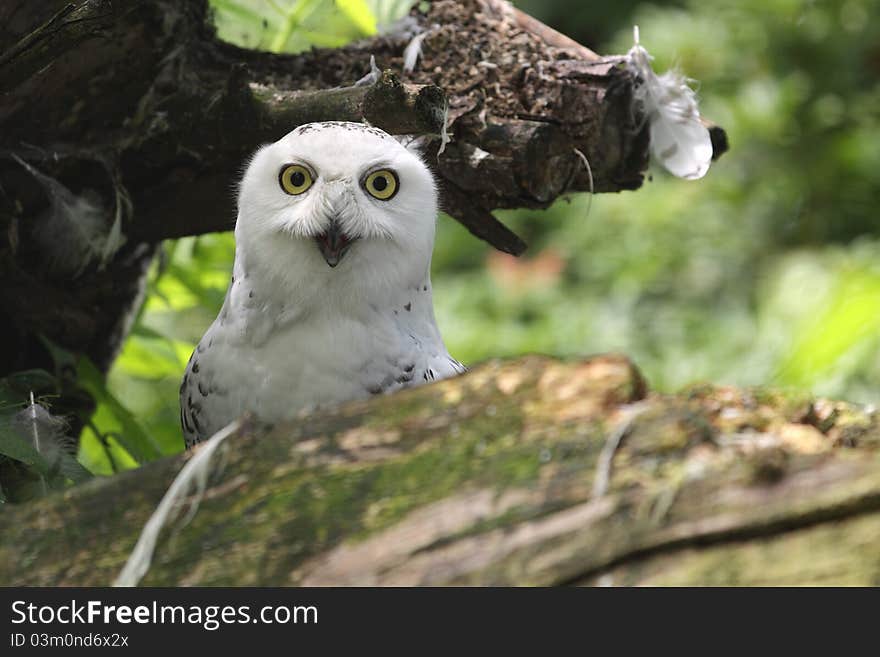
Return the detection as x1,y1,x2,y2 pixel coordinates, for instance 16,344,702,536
180,122,463,447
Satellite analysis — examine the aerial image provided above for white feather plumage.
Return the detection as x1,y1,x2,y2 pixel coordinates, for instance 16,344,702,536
626,26,713,180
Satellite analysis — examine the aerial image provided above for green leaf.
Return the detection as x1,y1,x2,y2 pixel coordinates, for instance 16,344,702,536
211,0,270,26
0,370,57,402
297,29,352,47
775,268,880,387
271,0,323,52
0,421,92,490
166,261,229,310
335,0,377,35
77,359,163,463
368,0,416,26
78,425,140,476
114,330,191,380
0,418,51,474
54,452,93,484
210,0,275,49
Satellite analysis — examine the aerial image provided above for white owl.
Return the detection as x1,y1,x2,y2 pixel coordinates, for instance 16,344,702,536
179,122,465,447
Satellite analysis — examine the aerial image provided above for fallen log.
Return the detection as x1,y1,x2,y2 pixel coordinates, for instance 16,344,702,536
1,354,876,586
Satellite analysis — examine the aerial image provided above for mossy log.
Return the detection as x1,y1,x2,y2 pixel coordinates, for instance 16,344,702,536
1,354,878,586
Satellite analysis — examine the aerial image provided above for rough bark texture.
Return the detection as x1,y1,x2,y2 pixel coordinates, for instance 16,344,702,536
0,0,728,389
1,355,877,586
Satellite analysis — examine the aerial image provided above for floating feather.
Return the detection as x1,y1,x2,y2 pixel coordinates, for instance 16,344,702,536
626,26,713,180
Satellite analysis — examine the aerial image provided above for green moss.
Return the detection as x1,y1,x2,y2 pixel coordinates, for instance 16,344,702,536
5,356,880,586
141,396,613,584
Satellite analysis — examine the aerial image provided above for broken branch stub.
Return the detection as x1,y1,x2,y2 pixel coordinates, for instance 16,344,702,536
251,73,448,141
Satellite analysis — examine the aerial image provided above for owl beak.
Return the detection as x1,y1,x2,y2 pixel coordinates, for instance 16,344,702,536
315,220,355,268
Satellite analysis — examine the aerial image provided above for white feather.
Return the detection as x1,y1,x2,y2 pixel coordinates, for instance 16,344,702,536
114,420,241,587
626,26,713,180
10,393,84,491
403,31,427,73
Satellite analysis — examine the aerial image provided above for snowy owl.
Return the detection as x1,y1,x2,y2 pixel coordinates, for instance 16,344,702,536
179,122,465,447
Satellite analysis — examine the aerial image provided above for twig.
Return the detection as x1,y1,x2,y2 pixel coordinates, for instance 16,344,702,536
572,147,594,219
442,185,528,256
0,3,75,69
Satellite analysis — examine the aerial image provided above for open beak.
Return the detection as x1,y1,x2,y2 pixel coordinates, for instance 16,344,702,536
314,220,356,268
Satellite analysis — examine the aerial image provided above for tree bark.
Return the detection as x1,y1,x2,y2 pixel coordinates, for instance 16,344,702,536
1,355,877,586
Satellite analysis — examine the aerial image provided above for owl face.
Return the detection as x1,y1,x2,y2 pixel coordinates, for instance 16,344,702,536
235,122,438,293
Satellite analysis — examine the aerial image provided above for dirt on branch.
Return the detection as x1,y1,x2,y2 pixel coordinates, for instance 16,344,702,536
1,354,877,586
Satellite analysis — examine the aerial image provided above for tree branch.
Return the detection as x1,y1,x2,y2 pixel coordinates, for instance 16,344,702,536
252,74,447,138
2,0,696,248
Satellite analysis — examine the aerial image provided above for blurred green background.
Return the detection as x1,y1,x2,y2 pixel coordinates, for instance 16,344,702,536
77,0,880,474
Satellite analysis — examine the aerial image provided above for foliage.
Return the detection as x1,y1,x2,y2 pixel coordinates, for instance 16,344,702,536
6,0,873,488
502,0,880,399
210,0,416,52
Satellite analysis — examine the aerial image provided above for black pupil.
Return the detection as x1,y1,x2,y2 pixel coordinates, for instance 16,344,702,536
372,175,388,191
290,170,305,187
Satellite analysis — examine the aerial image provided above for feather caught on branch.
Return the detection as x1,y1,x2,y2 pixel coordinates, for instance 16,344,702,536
403,31,427,72
4,393,89,494
626,26,713,180
14,393,69,456
10,154,127,276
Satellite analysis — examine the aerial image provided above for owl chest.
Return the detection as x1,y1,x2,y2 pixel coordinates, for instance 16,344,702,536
214,311,436,420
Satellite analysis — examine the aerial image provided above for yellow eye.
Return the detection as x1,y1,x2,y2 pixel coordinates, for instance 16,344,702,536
363,169,398,200
279,164,313,195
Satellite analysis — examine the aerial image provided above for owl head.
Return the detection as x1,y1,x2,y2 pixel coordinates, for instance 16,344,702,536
234,122,438,302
